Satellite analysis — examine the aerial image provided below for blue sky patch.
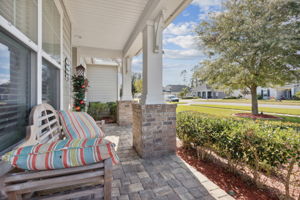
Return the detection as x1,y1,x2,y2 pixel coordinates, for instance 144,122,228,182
132,0,224,86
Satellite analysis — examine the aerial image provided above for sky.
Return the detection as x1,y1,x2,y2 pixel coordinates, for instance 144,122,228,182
132,0,224,86
0,44,10,84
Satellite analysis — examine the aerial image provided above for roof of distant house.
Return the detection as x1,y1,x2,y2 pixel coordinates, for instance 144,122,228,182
163,85,189,92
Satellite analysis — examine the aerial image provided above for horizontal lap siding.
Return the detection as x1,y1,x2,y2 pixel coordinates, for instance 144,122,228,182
62,0,72,110
87,65,118,103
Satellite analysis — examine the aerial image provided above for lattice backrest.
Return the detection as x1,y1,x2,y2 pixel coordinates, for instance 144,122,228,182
22,104,63,146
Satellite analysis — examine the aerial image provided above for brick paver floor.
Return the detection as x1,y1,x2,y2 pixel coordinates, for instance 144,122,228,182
104,124,234,200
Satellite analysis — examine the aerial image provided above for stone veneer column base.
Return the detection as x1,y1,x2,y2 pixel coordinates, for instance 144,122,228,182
117,101,133,126
132,103,177,158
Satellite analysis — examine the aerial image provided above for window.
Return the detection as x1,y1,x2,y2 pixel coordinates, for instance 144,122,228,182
0,0,38,43
42,0,61,63
42,59,59,109
0,31,36,153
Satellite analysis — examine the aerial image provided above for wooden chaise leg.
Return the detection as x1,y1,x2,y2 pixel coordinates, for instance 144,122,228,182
104,158,112,200
7,192,21,200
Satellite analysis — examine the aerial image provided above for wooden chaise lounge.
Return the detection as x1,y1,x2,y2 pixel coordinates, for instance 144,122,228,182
0,104,112,200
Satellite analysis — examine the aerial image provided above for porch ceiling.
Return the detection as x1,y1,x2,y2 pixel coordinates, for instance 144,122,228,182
63,0,191,57
63,0,148,51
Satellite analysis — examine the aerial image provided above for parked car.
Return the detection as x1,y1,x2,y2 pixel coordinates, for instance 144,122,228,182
165,95,179,102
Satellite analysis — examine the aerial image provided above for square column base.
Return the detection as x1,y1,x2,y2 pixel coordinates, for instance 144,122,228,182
117,101,133,126
132,103,177,158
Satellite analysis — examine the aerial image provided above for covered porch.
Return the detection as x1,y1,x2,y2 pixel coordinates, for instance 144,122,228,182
0,0,233,199
104,124,233,200
67,0,187,158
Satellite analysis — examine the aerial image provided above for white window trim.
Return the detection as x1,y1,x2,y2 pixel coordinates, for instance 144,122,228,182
0,16,38,52
0,0,65,109
55,0,64,110
39,0,64,108
37,0,42,104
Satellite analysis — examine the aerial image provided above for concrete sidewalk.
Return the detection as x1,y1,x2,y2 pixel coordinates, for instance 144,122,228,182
181,99,300,109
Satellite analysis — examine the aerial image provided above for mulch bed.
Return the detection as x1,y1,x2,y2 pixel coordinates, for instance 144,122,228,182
234,113,281,120
177,147,279,200
101,117,116,123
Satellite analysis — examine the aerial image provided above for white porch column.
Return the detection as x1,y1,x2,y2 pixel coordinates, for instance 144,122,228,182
141,20,164,104
121,57,133,100
132,13,177,158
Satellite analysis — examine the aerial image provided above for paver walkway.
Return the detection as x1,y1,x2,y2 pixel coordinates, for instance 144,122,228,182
104,124,234,200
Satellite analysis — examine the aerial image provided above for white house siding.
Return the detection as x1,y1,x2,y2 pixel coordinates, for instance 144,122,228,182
86,65,118,103
61,1,72,110
191,84,226,99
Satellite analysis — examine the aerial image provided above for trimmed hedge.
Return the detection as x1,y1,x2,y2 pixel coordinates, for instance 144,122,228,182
87,102,117,121
176,111,300,197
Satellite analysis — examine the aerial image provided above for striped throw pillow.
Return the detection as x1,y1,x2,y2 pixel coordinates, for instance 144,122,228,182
2,138,119,171
59,111,105,139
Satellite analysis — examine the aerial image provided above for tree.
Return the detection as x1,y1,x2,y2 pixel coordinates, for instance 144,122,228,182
295,91,300,99
180,70,188,85
134,79,143,94
195,0,300,114
179,87,190,98
131,73,142,96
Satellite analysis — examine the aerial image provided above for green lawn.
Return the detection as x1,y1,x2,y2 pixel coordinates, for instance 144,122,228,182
190,104,300,115
177,105,300,124
194,99,300,106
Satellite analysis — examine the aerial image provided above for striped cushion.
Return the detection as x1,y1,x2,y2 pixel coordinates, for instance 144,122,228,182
59,111,105,139
2,138,119,171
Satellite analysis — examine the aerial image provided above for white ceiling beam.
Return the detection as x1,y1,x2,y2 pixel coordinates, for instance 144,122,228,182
164,0,192,26
123,0,192,57
77,46,123,59
123,0,162,57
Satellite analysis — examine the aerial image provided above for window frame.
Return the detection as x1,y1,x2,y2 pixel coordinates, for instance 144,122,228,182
0,28,37,155
0,0,64,109
0,0,65,154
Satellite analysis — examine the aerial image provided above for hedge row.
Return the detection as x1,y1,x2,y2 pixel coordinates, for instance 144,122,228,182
87,102,117,121
177,111,300,168
176,111,300,197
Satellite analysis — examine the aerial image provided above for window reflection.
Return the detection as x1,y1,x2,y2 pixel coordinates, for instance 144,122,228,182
0,32,33,152
42,60,59,109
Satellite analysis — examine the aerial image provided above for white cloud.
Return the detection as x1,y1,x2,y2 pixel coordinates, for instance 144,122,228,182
0,44,8,51
132,57,142,65
164,22,196,36
0,74,10,84
192,0,223,7
165,35,197,49
191,0,224,21
132,57,143,73
164,49,203,59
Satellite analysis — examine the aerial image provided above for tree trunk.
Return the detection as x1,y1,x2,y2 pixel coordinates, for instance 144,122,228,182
250,86,259,115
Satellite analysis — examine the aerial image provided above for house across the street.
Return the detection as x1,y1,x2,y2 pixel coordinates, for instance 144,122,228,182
163,85,189,96
191,80,300,99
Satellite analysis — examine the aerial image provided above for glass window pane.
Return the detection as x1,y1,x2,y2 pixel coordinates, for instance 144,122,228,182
0,31,33,152
42,0,61,63
0,0,38,43
42,59,59,109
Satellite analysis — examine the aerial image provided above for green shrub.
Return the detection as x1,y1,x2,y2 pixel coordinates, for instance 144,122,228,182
87,102,117,121
182,96,198,99
176,111,300,170
295,91,300,99
223,96,239,99
257,94,263,100
107,102,117,119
